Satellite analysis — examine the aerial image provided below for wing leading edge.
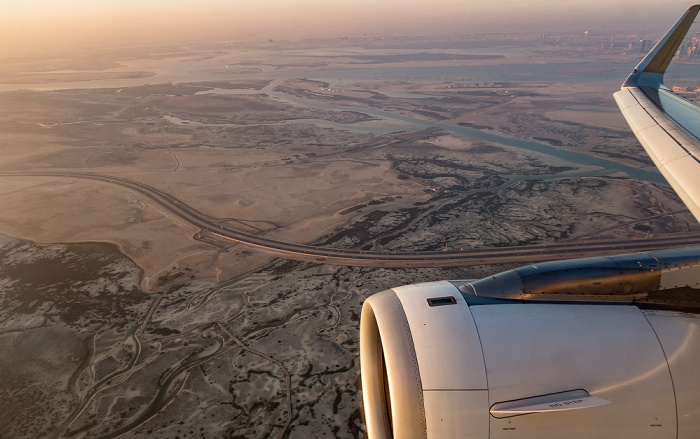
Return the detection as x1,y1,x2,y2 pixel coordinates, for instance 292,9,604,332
614,5,700,223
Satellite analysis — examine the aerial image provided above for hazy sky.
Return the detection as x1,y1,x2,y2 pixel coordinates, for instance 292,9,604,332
1,0,696,56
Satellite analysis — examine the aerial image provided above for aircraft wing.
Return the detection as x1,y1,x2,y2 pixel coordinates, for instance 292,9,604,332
614,5,700,222
361,7,700,439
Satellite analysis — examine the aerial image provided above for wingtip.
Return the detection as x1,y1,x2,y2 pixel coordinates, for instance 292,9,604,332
622,5,700,89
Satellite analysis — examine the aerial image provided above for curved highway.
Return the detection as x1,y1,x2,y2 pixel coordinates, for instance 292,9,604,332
5,172,700,267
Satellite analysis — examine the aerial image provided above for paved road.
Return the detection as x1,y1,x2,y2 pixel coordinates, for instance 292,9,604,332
6,172,700,267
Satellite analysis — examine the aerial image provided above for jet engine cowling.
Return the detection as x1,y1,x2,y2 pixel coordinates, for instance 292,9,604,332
360,280,700,439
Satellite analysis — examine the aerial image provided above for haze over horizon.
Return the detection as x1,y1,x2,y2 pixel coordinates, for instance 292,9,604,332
1,0,696,58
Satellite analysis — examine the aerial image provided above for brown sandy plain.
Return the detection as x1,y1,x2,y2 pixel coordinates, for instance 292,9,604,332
1,33,700,439
0,80,430,291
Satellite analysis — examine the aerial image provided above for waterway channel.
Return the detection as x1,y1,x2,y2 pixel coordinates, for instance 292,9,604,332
6,49,697,184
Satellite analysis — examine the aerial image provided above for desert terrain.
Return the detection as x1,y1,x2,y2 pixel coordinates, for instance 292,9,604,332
1,31,700,438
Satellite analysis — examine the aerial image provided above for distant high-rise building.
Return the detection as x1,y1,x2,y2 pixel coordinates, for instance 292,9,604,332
584,30,589,40
640,39,651,53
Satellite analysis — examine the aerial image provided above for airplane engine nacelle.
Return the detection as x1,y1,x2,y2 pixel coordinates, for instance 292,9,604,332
360,281,700,439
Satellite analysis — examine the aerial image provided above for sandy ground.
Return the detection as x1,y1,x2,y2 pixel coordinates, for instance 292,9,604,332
0,177,213,291
1,33,700,439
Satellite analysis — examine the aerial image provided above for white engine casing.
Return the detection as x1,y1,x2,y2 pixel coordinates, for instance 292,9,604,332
360,281,700,439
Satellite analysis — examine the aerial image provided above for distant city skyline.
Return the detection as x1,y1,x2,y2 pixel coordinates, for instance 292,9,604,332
1,0,696,57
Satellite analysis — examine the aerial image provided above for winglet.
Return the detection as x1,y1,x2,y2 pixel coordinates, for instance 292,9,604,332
622,5,700,90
